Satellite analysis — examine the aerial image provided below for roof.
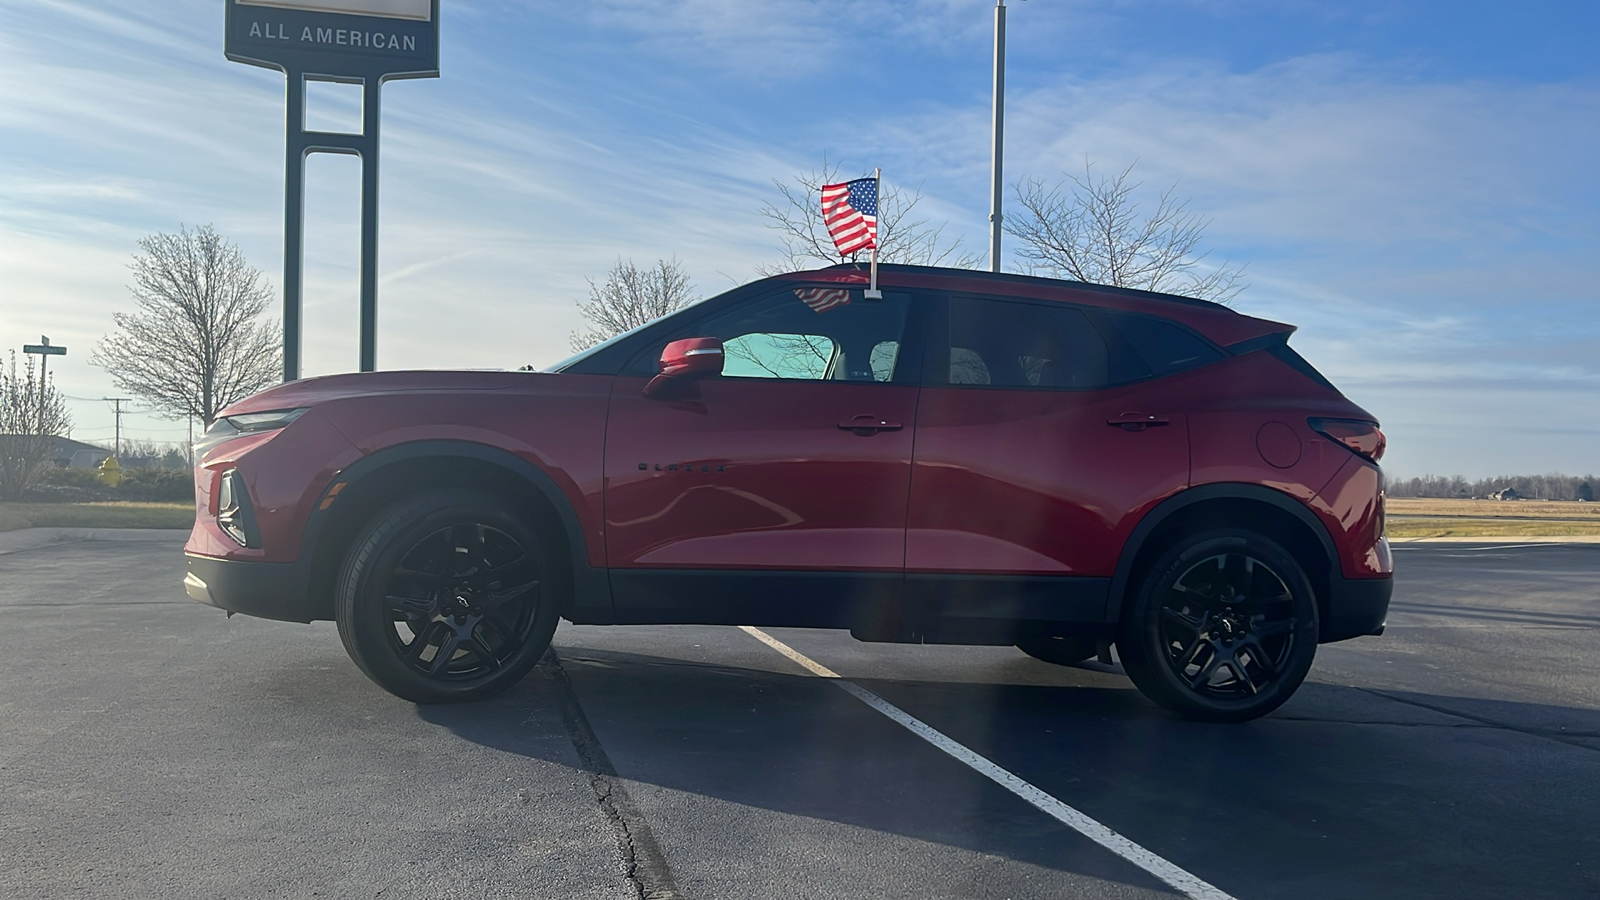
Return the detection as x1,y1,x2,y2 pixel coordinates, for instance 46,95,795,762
776,263,1294,347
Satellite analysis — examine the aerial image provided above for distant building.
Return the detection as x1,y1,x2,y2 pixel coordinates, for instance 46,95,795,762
1488,487,1522,501
47,436,112,469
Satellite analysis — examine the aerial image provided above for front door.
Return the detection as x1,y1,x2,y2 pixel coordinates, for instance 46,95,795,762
603,285,920,629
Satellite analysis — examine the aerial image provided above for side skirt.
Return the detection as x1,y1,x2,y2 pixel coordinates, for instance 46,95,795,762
596,568,1111,646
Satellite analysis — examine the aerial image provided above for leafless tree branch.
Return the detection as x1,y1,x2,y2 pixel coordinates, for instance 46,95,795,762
91,225,281,426
570,257,698,351
0,352,73,500
1006,160,1246,304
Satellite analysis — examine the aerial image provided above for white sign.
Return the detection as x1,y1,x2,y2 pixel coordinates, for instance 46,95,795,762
235,0,431,21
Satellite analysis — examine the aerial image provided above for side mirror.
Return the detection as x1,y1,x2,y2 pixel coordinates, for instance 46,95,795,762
645,337,723,398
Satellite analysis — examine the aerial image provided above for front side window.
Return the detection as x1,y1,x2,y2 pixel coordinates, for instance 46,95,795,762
634,287,911,382
944,296,1109,390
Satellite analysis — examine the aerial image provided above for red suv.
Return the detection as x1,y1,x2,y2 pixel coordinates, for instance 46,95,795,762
184,264,1391,722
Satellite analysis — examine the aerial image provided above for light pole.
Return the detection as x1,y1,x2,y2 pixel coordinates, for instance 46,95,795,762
989,0,1009,273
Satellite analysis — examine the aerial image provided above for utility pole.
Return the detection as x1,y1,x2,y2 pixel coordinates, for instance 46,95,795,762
106,398,130,460
989,0,1009,273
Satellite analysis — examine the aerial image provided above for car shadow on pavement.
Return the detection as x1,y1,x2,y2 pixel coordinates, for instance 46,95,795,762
412,643,1600,900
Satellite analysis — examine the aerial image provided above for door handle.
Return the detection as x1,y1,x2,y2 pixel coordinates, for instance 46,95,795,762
838,415,903,436
1107,412,1170,432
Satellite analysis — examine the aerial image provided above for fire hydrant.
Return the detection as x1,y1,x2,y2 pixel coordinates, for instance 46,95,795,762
96,456,123,488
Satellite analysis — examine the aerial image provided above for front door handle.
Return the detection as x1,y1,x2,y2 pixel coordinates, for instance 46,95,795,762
1107,412,1170,432
839,415,904,436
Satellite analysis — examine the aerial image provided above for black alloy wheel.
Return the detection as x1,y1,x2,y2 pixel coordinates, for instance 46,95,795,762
335,490,560,704
1118,529,1318,722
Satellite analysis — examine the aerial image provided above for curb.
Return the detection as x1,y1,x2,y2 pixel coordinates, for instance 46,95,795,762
0,527,191,557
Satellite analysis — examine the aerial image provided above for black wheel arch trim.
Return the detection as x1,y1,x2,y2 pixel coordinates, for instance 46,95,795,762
301,439,613,623
1107,483,1341,628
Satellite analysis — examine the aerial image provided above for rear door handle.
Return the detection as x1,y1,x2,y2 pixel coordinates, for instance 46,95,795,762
839,415,903,436
1107,412,1170,432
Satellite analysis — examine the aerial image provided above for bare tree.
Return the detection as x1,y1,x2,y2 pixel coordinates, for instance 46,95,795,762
758,159,982,275
1007,160,1246,304
570,258,698,351
92,225,281,427
0,351,73,500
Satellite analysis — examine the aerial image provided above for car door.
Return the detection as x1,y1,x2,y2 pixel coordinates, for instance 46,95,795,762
603,285,921,629
904,294,1190,639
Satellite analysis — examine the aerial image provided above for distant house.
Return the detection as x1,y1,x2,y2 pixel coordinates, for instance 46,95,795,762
1488,487,1521,501
47,436,113,469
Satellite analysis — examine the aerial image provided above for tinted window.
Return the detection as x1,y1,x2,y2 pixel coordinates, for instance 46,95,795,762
1099,312,1224,377
944,297,1109,390
632,287,910,382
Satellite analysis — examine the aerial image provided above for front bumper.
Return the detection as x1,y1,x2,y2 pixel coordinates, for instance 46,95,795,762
1319,573,1393,643
185,553,318,624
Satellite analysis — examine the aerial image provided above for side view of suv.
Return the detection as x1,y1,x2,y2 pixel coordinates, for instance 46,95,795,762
183,264,1391,722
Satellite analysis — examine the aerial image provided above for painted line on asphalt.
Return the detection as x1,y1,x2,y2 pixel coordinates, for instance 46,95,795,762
739,626,1237,900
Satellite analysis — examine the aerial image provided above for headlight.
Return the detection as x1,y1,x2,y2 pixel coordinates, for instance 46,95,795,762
194,408,309,458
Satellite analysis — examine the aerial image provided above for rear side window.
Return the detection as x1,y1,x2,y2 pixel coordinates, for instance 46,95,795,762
1095,312,1224,378
944,296,1109,390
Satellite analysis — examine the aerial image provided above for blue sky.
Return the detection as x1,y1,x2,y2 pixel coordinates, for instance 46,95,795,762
2,0,1597,478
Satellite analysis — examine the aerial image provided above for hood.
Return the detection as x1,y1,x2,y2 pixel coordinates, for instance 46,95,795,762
219,370,527,417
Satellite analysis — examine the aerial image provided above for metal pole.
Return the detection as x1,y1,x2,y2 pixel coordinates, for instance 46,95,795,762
283,70,305,383
37,339,48,425
989,0,1006,273
865,168,882,299
358,78,381,373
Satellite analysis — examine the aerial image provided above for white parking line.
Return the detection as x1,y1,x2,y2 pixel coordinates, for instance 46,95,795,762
739,626,1238,900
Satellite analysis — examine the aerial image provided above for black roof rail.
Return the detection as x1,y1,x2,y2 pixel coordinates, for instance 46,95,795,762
818,262,1235,312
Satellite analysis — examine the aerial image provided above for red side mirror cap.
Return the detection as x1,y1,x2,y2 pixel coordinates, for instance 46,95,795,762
659,337,724,378
646,337,723,398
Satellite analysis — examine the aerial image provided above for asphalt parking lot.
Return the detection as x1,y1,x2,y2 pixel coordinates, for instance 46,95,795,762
2,535,1597,899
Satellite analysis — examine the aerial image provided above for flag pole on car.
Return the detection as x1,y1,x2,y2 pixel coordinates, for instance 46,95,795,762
865,168,882,299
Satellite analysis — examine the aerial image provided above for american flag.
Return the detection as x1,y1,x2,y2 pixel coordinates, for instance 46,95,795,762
820,177,878,257
794,287,851,313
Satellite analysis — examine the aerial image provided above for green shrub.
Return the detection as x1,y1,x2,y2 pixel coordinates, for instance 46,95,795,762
35,465,192,502
117,467,193,502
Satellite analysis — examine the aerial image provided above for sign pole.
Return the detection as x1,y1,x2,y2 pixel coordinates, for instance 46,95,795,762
224,0,440,382
22,337,67,430
359,78,382,373
283,69,305,382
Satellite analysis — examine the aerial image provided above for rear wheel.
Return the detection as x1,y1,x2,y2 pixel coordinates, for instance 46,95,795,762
1118,529,1318,722
335,490,560,704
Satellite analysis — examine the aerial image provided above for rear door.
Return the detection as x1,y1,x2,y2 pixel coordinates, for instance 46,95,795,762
905,294,1191,637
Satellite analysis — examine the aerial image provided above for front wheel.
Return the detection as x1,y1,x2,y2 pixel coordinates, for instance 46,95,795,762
335,490,561,704
1118,529,1319,723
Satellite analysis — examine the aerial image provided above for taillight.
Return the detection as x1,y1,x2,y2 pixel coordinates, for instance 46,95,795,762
1309,418,1386,462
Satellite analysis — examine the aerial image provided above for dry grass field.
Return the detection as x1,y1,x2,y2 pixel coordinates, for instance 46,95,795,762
1387,497,1600,538
1387,497,1600,519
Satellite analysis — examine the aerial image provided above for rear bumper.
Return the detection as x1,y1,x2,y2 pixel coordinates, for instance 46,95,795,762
184,553,317,624
1320,573,1393,643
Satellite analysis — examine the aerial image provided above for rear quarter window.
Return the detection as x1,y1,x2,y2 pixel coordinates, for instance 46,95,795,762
1095,312,1225,379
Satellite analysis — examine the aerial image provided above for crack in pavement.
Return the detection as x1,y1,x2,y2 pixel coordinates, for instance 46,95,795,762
1351,687,1600,752
540,651,687,900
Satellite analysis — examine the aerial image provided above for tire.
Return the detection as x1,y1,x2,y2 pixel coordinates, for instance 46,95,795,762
334,489,561,704
1118,529,1319,723
1016,634,1099,666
